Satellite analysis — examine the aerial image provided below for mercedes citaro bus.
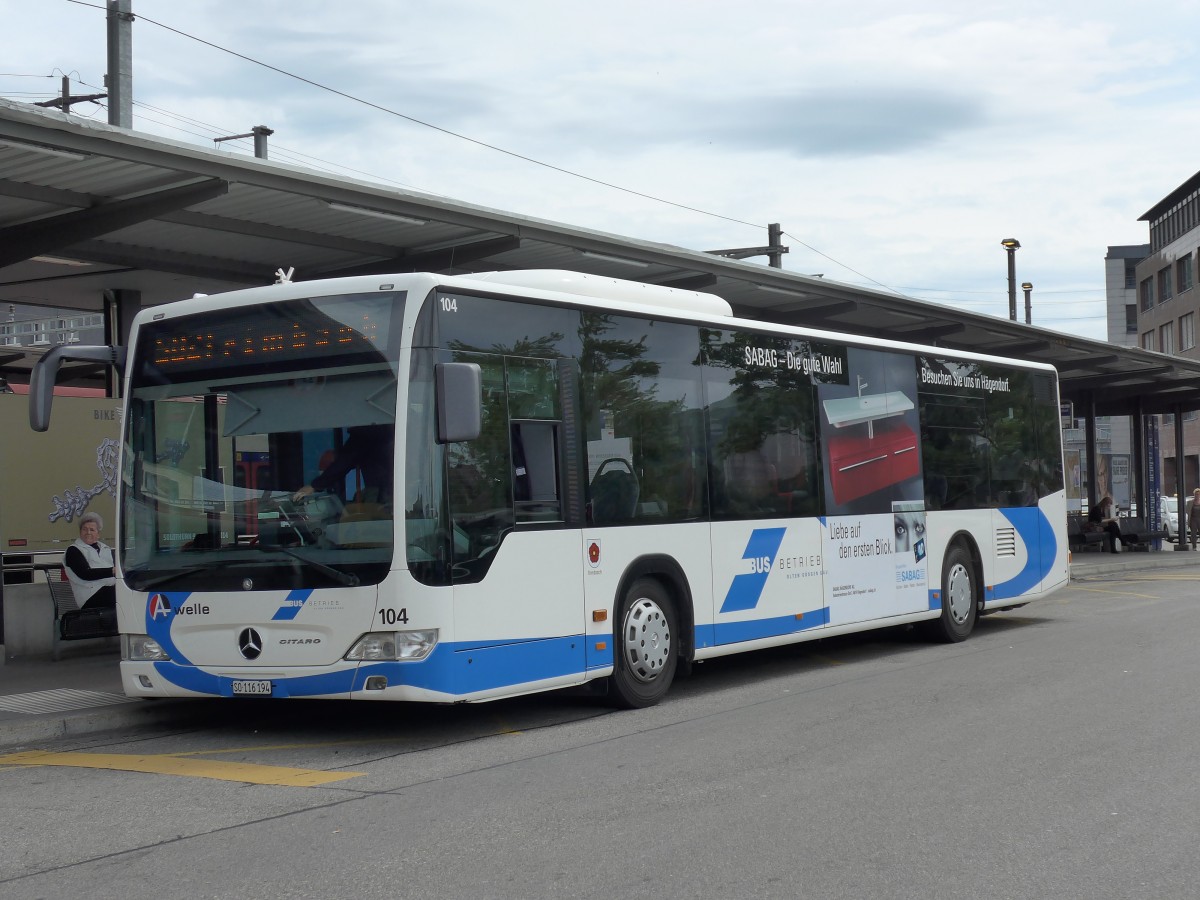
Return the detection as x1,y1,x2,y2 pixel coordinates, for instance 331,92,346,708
29,270,1068,707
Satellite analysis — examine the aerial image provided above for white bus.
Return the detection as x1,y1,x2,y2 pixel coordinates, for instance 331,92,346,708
31,270,1068,707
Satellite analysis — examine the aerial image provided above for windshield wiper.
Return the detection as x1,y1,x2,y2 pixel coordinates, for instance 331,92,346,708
127,565,209,591
259,543,360,587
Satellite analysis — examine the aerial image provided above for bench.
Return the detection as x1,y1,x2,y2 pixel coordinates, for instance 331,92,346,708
47,567,118,659
1067,514,1106,552
1118,517,1168,550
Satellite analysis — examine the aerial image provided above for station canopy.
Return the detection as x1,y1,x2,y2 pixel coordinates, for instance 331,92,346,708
1,98,1195,417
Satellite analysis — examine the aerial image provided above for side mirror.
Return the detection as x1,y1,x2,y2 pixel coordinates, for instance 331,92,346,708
435,362,481,443
29,344,126,432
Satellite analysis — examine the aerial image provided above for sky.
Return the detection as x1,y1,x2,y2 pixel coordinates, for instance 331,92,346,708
3,0,1200,340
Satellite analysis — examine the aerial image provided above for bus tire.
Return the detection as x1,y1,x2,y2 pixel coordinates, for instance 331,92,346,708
608,577,678,709
924,543,977,643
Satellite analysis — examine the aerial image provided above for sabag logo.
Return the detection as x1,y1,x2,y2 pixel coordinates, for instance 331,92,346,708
720,528,786,613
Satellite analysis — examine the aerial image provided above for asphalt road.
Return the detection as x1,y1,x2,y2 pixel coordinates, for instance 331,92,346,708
3,568,1199,899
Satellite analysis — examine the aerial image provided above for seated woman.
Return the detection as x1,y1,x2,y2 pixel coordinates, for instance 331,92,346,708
63,511,116,610
1087,494,1130,553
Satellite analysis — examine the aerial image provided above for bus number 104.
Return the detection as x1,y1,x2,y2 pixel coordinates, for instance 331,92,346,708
378,608,410,625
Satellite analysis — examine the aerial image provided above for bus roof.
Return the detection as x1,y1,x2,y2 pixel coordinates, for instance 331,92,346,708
464,270,733,318
137,270,1056,375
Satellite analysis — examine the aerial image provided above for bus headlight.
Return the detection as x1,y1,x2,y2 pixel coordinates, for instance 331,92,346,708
345,630,438,662
123,633,171,662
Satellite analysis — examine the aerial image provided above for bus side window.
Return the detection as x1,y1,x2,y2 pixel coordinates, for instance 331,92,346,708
762,431,814,515
512,421,561,522
722,449,777,514
590,457,639,523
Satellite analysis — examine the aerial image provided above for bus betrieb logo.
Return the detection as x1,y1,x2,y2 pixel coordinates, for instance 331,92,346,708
148,593,172,620
720,528,787,613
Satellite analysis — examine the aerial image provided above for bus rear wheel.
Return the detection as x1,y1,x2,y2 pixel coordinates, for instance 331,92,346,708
608,578,678,709
923,543,978,643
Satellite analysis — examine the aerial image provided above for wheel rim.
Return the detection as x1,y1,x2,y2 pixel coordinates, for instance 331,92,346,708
946,561,973,625
622,597,672,683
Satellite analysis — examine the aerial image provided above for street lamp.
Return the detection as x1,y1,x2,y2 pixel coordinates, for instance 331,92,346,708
1022,282,1033,325
1001,238,1021,321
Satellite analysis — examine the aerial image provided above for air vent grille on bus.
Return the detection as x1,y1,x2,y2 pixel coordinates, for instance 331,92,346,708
996,527,1017,557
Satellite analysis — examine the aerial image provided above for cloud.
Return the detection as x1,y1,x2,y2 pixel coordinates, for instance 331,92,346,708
660,87,987,157
6,0,1200,341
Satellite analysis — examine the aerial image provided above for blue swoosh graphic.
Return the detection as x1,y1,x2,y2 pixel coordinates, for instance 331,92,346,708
272,589,313,621
714,608,828,644
720,527,787,613
991,506,1057,599
150,635,585,698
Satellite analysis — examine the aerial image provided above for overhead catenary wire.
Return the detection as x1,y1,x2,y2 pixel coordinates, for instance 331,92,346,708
95,85,1109,317
66,3,761,223
10,80,1111,324
62,0,896,291
29,2,1114,327
74,81,432,194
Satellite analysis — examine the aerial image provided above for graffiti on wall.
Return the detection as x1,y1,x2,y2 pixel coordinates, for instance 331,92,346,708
47,438,120,523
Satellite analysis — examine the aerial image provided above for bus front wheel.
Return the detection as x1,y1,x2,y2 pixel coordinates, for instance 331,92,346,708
608,578,678,709
924,543,978,643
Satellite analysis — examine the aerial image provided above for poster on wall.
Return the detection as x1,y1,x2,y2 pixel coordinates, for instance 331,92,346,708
0,394,121,554
1147,420,1161,524
1111,453,1130,515
1064,449,1081,512
1094,452,1112,504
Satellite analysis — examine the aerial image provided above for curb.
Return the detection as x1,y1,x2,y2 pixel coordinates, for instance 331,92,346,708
0,699,221,751
1071,549,1200,578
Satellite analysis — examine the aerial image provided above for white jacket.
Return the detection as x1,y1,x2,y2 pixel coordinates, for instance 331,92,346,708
64,537,116,606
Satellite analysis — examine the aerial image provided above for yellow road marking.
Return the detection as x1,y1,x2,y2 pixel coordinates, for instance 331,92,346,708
168,727,522,758
1124,574,1200,580
1075,572,1200,581
809,654,845,666
1071,585,1160,599
168,739,377,757
491,714,522,735
0,750,364,786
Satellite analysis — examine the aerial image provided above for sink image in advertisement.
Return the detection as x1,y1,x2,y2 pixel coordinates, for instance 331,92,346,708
827,420,920,505
822,391,915,428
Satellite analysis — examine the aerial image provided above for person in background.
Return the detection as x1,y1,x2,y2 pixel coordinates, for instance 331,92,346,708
1086,494,1124,553
64,511,116,610
1189,488,1200,550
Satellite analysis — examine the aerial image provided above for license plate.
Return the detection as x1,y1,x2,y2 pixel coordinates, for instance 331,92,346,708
231,680,272,696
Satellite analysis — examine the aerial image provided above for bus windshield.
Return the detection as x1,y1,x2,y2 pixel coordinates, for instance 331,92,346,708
120,291,403,592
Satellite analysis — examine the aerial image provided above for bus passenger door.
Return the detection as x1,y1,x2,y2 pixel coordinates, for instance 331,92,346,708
443,353,586,693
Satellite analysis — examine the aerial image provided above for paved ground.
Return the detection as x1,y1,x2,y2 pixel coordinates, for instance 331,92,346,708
0,647,220,748
1,544,1197,749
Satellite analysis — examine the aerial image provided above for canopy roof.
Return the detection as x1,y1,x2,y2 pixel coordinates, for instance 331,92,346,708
0,99,1188,415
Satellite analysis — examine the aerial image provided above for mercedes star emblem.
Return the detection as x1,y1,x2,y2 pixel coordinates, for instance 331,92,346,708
238,627,263,660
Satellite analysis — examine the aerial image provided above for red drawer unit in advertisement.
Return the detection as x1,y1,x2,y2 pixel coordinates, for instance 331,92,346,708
827,420,919,504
